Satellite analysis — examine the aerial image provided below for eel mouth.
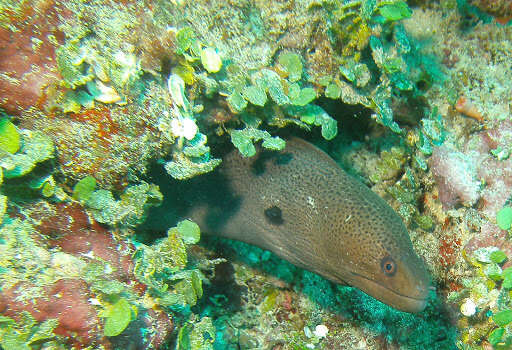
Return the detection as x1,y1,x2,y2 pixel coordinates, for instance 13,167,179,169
348,271,431,313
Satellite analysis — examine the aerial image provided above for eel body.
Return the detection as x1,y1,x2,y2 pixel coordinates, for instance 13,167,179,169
159,138,431,313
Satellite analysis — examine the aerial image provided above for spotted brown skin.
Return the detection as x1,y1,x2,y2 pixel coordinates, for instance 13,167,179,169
159,138,431,313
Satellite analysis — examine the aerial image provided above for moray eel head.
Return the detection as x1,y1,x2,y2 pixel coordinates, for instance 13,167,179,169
320,190,431,313
335,245,431,313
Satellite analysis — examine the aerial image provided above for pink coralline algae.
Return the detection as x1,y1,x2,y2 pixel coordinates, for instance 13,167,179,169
430,120,512,218
474,121,512,217
0,0,67,114
464,222,512,269
2,202,174,349
0,279,102,347
429,145,481,209
36,202,136,281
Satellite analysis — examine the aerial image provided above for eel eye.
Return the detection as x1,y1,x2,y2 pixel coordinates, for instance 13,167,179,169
380,256,396,277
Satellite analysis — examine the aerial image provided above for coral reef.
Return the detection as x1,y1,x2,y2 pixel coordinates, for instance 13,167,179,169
0,0,67,114
428,120,512,218
470,0,512,21
1,0,512,348
0,201,175,349
449,247,512,348
7,0,440,187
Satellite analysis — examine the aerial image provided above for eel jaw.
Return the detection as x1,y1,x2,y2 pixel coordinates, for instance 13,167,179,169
348,271,431,313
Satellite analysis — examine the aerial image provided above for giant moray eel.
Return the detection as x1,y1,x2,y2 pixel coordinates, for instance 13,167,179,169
156,137,431,313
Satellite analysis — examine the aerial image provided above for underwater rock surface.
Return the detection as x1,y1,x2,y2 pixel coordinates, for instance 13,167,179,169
0,0,511,349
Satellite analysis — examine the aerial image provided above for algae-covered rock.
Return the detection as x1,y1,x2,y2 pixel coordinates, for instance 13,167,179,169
177,219,201,245
0,312,58,350
0,131,53,179
176,316,215,350
86,182,163,227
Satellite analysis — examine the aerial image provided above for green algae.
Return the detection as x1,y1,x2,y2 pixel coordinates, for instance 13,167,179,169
166,228,189,270
260,288,279,313
173,269,203,306
0,118,20,154
242,85,267,107
324,82,342,99
492,310,512,327
490,250,508,264
200,47,222,73
72,175,97,202
164,72,222,179
1,131,53,179
277,52,303,83
85,182,162,227
322,0,446,137
176,27,197,55
0,194,6,226
455,248,512,348
290,87,317,107
177,219,201,245
418,107,446,155
497,206,512,230
55,32,146,111
230,127,286,158
103,297,134,337
0,313,58,350
133,219,208,311
284,105,338,140
488,327,506,347
27,175,57,198
379,1,412,21
226,90,248,113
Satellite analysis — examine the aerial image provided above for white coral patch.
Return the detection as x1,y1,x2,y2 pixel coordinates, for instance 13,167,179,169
460,298,477,316
313,324,328,338
94,80,122,104
171,117,198,140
